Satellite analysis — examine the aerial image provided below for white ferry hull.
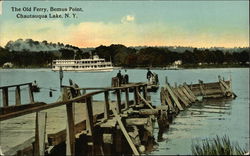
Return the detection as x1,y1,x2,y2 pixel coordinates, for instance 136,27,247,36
52,67,114,72
52,55,114,72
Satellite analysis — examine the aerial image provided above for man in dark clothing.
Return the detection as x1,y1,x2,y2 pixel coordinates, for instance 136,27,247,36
124,69,129,84
147,68,153,81
116,70,122,85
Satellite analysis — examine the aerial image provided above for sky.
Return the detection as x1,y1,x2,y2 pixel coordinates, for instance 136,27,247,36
0,1,249,48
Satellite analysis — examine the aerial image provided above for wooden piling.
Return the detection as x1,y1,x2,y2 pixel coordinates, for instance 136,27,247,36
116,89,122,114
15,86,21,106
34,112,47,156
125,88,129,109
66,102,75,156
28,83,34,103
2,87,8,107
85,97,94,136
111,107,140,155
104,91,110,120
142,85,147,100
134,86,139,105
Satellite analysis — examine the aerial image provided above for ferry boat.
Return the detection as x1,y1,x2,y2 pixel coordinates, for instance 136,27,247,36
52,55,113,72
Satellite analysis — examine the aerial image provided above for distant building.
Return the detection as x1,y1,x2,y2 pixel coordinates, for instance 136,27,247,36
173,60,182,65
2,62,14,68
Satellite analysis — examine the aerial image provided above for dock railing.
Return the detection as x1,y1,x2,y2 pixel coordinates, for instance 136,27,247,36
0,82,149,156
0,82,34,107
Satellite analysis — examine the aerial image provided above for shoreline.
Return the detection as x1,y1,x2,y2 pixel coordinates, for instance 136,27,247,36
1,65,249,70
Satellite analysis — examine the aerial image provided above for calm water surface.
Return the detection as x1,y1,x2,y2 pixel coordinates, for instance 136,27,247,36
0,68,249,155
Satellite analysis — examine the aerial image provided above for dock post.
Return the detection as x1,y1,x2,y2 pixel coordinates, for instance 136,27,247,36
15,86,21,105
85,97,95,155
2,87,8,107
142,85,147,100
28,83,34,103
165,76,168,84
125,88,129,109
198,80,206,96
34,112,47,156
116,89,122,114
134,86,139,105
59,67,63,91
66,102,75,156
104,91,110,120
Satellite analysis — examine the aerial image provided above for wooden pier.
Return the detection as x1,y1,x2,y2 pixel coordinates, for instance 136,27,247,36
0,76,236,156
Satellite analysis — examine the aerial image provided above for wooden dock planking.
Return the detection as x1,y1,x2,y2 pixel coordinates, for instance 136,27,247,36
172,87,189,107
1,78,236,155
165,83,184,111
111,107,140,155
180,86,196,102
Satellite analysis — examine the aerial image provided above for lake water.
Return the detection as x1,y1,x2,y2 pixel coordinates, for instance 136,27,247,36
0,68,249,154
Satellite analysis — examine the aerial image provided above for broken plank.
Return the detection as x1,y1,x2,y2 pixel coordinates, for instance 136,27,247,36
165,84,184,111
111,107,140,155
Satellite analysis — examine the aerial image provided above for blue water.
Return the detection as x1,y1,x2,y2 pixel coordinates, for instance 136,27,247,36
0,68,249,154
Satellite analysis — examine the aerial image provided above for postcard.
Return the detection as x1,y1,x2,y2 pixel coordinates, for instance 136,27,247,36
0,1,249,156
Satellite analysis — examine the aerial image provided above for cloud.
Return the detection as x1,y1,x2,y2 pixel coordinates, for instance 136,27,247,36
0,1,2,15
0,19,249,48
121,15,135,24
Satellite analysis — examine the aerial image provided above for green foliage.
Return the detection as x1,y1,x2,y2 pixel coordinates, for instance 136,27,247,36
0,42,249,68
191,135,248,155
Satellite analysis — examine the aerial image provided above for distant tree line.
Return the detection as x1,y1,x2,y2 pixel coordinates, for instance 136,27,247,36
0,43,249,68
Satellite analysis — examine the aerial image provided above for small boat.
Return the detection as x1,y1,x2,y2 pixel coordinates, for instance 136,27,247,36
52,55,113,72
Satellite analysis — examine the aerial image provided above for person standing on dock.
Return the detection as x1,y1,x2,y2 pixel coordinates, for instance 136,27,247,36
147,68,153,82
116,70,123,85
124,69,129,84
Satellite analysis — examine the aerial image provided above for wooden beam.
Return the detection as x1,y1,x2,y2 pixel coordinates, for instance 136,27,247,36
161,88,175,111
165,83,184,111
0,102,46,115
85,97,94,136
177,87,192,103
142,85,147,100
34,112,47,156
28,83,34,103
15,86,21,105
111,107,140,155
172,87,188,107
2,87,8,107
116,89,122,114
183,83,197,100
175,87,191,105
133,86,139,105
180,86,196,102
104,91,110,120
125,88,129,109
137,92,154,110
66,102,75,156
126,118,148,126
